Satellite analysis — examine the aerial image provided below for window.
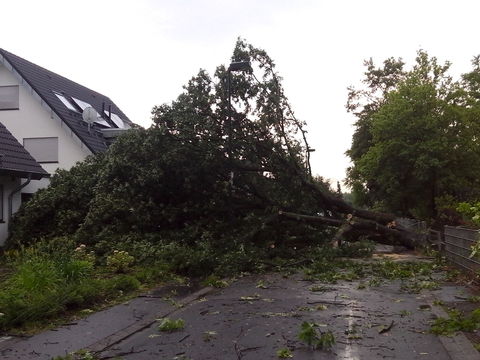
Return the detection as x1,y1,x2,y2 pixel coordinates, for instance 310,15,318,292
23,137,58,163
72,97,93,111
54,92,78,112
72,97,110,126
105,111,130,129
0,85,19,110
94,118,111,127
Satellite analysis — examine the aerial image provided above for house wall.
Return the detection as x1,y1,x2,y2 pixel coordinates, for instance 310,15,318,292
0,175,22,246
0,63,91,195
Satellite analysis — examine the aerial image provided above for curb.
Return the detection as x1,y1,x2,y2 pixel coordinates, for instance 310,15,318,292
86,286,215,355
427,298,480,360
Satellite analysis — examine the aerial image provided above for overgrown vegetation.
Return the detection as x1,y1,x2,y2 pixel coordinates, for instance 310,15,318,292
8,40,340,268
0,239,172,332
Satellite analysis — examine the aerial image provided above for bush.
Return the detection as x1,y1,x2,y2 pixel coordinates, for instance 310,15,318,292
8,156,104,247
106,250,135,273
133,264,171,284
58,260,94,281
63,279,106,308
108,275,140,293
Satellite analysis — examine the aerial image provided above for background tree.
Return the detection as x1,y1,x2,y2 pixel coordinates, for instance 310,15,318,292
347,51,480,222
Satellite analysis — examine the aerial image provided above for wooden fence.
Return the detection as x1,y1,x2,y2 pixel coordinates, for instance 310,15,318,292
443,226,480,273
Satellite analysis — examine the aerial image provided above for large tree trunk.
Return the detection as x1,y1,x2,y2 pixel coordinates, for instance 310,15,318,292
278,211,421,249
296,176,396,225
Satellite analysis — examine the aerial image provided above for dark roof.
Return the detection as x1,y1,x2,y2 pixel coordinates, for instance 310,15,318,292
0,122,48,180
0,48,133,154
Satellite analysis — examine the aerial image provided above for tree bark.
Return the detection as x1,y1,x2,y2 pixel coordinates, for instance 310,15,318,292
278,211,420,249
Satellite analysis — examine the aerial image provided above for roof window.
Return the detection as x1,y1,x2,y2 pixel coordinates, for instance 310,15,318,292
94,118,111,127
105,111,130,129
73,98,111,127
54,92,78,112
72,97,93,111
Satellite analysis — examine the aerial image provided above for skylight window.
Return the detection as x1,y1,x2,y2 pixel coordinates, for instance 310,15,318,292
54,92,77,112
70,98,112,127
72,97,93,111
94,119,111,127
104,111,129,129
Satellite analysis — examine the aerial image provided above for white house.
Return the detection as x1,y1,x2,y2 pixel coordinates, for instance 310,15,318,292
0,48,134,245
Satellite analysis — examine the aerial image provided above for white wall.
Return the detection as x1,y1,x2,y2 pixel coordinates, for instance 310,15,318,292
0,63,92,195
0,176,22,246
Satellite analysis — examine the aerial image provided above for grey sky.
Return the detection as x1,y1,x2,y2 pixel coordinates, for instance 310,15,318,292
2,0,479,185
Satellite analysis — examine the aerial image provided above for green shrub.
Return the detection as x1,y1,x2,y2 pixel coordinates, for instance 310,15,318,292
108,275,140,293
8,155,104,247
72,244,96,263
457,201,480,226
63,279,106,308
133,264,170,283
58,260,94,281
9,258,63,292
106,250,135,273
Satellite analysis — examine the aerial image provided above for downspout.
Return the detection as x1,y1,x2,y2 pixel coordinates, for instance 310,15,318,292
8,173,31,223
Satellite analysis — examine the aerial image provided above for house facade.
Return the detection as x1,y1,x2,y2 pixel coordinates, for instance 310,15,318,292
0,48,133,245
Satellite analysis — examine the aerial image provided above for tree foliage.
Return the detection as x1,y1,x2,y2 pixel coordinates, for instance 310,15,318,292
347,51,480,221
10,40,424,271
9,40,333,265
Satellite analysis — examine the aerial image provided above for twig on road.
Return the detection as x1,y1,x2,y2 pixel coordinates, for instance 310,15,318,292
379,320,395,334
179,334,190,342
307,300,350,306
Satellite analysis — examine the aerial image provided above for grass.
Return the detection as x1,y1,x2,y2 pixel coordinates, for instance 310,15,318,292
0,242,177,334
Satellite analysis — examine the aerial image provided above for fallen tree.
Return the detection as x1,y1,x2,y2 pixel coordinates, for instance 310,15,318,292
9,39,421,258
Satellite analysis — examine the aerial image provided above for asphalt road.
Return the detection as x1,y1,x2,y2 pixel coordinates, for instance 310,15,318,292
1,259,479,360
97,272,476,360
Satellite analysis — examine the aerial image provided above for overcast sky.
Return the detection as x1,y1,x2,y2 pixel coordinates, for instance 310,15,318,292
2,0,479,186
